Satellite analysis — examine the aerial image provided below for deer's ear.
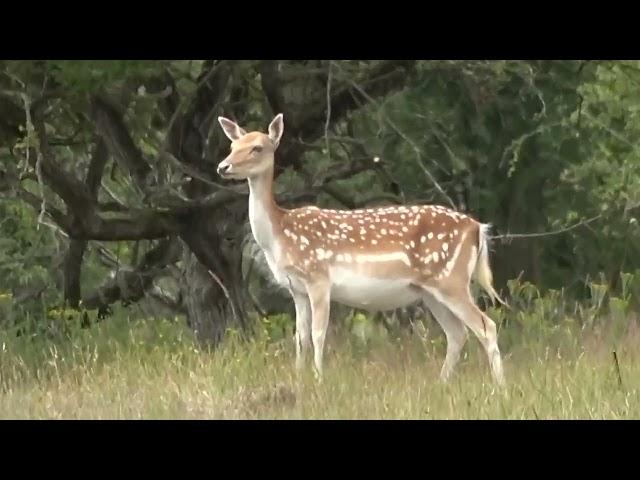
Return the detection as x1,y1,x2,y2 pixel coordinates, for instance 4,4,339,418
268,113,284,147
218,116,247,141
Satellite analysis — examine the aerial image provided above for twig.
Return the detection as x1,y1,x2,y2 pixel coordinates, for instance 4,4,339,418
20,93,32,177
612,351,624,390
21,90,51,233
582,111,640,152
247,286,269,319
243,253,270,319
163,61,223,151
576,94,584,129
161,152,246,194
43,219,68,238
207,269,239,325
383,113,457,208
93,243,122,269
324,60,333,162
410,114,455,175
491,215,602,243
99,182,130,211
499,123,561,171
14,187,72,233
332,63,456,209
33,153,51,229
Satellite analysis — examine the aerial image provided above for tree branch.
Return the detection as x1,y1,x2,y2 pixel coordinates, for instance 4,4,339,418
63,139,109,307
297,61,416,141
86,139,109,196
260,60,416,177
147,285,186,315
15,187,75,233
259,61,288,118
167,61,231,173
76,210,186,241
30,113,95,217
90,94,152,184
82,238,181,311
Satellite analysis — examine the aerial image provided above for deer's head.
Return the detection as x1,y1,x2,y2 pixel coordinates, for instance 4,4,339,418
216,114,284,180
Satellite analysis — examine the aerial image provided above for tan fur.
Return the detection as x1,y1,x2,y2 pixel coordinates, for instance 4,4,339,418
474,224,507,307
216,114,506,386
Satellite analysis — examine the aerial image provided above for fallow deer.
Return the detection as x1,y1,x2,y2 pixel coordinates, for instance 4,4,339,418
216,114,506,386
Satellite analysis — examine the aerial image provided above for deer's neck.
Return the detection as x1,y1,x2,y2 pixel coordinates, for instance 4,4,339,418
247,166,283,253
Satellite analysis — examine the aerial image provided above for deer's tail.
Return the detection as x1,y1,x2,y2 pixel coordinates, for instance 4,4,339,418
473,223,508,308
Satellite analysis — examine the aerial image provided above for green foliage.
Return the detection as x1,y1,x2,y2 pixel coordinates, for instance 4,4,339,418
0,200,59,304
259,313,294,342
4,59,640,343
0,283,639,418
317,61,640,292
46,60,160,93
496,271,639,357
4,59,640,418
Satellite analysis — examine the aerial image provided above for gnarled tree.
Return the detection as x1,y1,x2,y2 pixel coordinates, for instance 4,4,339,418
0,60,417,344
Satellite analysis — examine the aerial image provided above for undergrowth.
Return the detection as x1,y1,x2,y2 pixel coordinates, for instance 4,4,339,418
0,274,639,419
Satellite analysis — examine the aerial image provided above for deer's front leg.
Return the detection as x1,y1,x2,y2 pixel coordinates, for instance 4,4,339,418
306,280,331,380
291,290,311,372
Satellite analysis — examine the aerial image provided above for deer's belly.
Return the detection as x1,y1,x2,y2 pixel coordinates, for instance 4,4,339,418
329,266,423,311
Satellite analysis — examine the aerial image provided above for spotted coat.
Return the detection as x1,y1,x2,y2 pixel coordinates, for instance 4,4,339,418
275,203,479,283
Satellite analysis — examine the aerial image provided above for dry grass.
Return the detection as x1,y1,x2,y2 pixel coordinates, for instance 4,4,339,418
1,312,639,419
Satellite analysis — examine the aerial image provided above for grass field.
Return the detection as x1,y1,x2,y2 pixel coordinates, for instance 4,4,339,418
1,293,639,419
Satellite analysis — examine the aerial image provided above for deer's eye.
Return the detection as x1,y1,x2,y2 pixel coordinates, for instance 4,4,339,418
251,145,263,153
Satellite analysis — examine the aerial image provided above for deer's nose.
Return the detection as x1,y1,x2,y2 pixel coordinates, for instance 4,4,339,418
217,163,231,176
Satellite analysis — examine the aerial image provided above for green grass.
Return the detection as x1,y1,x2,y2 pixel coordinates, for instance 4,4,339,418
1,304,639,419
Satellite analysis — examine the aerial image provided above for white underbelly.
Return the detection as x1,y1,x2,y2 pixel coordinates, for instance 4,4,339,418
329,266,423,311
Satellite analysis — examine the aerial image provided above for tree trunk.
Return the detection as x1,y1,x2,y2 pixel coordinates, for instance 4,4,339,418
179,213,250,346
63,239,87,308
181,248,232,345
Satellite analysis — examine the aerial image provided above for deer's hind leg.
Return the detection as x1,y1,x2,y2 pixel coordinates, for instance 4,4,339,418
413,282,505,386
422,292,468,382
